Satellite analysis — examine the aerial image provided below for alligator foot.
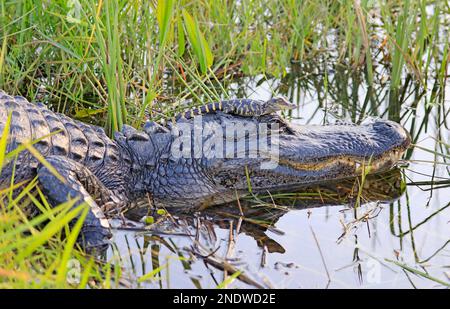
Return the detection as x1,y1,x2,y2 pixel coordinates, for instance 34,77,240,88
37,156,121,251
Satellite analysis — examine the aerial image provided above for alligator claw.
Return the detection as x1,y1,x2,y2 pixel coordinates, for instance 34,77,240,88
102,200,127,216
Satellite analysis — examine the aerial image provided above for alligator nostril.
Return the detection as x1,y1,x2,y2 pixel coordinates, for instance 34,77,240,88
373,120,399,131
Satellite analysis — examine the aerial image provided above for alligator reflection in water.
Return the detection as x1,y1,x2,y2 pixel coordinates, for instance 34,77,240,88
113,168,405,288
203,168,404,254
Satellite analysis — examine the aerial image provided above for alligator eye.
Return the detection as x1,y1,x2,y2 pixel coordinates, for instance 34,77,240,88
127,132,150,142
145,161,155,168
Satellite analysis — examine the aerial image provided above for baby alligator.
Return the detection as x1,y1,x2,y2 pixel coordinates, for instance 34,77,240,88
175,97,295,120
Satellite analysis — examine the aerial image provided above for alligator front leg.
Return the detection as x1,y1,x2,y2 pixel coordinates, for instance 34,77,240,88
37,156,121,251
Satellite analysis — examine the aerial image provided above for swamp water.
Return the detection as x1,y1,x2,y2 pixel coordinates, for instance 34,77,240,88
107,71,450,289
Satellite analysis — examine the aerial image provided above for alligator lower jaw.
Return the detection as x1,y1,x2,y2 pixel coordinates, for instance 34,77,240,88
281,146,406,176
245,147,408,193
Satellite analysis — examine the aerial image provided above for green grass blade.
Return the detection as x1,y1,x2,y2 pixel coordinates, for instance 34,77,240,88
157,0,175,47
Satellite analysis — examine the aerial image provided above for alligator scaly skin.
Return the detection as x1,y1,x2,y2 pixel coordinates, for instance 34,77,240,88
0,90,133,249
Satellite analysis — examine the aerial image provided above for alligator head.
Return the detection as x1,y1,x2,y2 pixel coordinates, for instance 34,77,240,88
120,112,410,210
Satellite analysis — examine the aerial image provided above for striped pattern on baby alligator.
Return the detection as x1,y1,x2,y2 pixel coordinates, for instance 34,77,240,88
175,98,294,120
176,99,266,120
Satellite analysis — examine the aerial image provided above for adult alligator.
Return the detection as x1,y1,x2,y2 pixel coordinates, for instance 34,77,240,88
0,90,411,250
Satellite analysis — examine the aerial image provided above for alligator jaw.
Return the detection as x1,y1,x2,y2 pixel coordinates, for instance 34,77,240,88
209,117,411,195
252,147,407,192
279,145,408,182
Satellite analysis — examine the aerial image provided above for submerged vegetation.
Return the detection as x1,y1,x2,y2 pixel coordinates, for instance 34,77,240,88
0,0,449,288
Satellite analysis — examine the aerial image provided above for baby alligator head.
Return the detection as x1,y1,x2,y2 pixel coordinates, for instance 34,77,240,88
124,113,411,209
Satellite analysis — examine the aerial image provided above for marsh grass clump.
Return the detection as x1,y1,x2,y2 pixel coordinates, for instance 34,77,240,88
0,114,119,288
0,179,120,288
1,0,447,132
